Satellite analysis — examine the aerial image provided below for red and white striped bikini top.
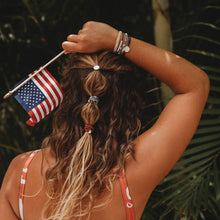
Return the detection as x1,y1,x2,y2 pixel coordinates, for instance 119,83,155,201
19,150,135,220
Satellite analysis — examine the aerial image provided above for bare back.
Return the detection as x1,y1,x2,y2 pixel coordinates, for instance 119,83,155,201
0,147,153,220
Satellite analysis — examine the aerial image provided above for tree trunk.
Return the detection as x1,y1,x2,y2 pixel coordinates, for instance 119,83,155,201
152,0,174,105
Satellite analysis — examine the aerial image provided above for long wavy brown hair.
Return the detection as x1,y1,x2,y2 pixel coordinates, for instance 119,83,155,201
41,51,141,219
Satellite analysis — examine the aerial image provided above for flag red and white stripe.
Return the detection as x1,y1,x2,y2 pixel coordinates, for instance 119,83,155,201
26,68,64,126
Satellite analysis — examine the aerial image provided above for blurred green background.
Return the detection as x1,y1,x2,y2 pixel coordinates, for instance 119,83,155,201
0,0,220,219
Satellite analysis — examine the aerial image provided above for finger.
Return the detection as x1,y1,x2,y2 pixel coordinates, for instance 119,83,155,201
67,34,78,42
62,41,80,53
78,29,83,35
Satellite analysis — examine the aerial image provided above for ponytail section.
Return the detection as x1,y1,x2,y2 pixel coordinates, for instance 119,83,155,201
43,51,141,220
45,56,109,220
81,68,108,127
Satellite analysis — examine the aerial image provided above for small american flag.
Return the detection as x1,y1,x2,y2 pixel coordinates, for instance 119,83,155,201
13,68,64,126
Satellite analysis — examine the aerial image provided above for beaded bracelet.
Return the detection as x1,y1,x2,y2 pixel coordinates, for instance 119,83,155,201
114,31,131,55
113,31,122,52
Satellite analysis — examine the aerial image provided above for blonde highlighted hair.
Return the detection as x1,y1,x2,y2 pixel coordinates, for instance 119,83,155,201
41,51,141,219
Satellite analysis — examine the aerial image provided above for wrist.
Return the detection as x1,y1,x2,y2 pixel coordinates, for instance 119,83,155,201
113,31,131,55
105,29,119,51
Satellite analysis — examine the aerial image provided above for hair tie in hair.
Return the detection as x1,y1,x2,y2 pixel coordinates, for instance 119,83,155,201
84,124,94,134
93,65,100,70
88,96,99,103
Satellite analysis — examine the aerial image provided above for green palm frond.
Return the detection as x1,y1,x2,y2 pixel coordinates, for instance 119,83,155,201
152,4,220,220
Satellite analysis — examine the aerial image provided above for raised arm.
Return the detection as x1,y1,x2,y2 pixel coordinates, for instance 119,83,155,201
62,21,210,190
125,37,210,186
62,21,209,99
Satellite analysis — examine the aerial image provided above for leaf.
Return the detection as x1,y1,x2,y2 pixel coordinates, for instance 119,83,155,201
206,97,220,105
187,50,220,60
174,35,220,46
182,140,220,156
207,193,220,219
176,147,219,167
203,109,220,115
203,5,220,10
195,125,220,134
163,157,212,183
199,119,220,126
190,133,220,144
210,86,220,93
161,166,207,192
213,161,220,201
209,75,220,81
198,66,220,73
191,22,220,31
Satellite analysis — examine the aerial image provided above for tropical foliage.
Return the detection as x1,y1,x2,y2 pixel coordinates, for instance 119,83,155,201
0,0,219,219
142,1,220,219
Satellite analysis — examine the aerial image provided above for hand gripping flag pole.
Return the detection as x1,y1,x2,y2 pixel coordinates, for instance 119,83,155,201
3,50,65,99
3,50,65,126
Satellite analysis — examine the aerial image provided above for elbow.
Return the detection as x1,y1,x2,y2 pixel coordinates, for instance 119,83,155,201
201,70,210,98
196,70,210,102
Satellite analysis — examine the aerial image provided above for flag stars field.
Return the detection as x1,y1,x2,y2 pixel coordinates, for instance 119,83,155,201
13,68,64,126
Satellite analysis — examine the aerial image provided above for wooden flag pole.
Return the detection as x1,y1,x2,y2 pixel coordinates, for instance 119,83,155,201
3,50,65,99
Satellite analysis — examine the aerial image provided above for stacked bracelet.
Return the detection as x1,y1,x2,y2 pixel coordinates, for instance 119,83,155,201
114,31,131,55
113,31,122,52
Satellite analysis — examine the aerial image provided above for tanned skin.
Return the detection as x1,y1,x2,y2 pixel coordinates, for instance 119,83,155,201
0,21,209,220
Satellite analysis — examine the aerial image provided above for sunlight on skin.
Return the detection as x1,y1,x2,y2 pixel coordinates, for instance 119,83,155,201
165,51,181,64
165,52,171,63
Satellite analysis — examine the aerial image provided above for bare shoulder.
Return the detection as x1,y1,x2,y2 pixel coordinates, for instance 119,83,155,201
1,152,31,194
0,151,33,219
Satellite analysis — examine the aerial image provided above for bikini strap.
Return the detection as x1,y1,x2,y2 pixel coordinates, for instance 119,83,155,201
19,150,40,220
119,169,135,220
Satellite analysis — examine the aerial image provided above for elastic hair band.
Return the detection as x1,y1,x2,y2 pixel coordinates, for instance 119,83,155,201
84,124,94,134
88,96,99,103
93,65,100,70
